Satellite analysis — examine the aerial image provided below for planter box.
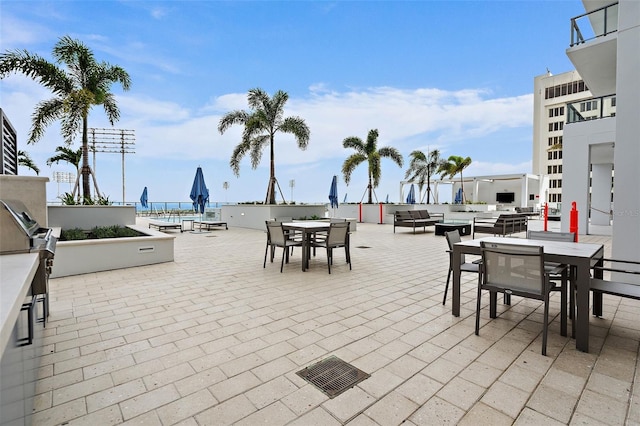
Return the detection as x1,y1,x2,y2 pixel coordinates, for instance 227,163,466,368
50,225,174,278
48,205,136,229
221,204,327,230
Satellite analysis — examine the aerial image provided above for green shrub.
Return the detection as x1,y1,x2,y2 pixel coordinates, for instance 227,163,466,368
61,225,144,240
60,228,88,241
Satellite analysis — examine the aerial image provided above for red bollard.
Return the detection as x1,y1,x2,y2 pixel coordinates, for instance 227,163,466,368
359,203,362,223
570,201,579,242
379,202,383,224
544,203,549,232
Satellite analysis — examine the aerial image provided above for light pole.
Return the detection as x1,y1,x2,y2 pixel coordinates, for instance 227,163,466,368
289,179,295,203
52,171,75,198
223,181,229,203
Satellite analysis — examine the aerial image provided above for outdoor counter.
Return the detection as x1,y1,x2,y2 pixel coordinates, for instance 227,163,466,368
0,253,38,353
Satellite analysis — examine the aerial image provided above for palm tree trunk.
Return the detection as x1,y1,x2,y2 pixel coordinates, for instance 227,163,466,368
267,134,276,204
81,115,91,202
459,172,465,204
367,174,373,204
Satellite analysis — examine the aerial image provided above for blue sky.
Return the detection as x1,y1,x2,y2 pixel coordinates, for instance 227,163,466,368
1,0,581,205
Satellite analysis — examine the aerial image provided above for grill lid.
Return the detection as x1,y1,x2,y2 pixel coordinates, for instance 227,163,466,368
0,199,40,237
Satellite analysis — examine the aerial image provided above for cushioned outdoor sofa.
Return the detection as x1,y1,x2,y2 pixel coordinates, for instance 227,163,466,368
472,214,528,238
394,210,444,234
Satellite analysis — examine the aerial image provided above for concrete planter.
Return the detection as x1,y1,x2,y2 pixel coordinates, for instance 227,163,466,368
222,204,327,230
48,205,136,229
50,225,174,278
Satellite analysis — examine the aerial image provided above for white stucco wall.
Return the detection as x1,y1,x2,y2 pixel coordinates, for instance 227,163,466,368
611,0,640,260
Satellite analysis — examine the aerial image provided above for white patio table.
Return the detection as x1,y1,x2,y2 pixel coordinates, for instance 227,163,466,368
282,222,331,272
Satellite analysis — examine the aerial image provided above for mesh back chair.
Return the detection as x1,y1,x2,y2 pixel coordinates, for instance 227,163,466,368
476,241,568,356
310,221,351,273
264,221,302,272
443,230,480,305
527,230,575,336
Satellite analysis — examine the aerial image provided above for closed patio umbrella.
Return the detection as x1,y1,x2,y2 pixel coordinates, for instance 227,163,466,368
190,167,209,228
406,184,416,204
140,186,148,209
329,175,339,216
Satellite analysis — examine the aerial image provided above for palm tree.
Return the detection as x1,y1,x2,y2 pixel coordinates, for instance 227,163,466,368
218,88,310,205
46,145,82,175
404,149,444,204
17,150,40,175
342,129,403,204
0,35,131,201
438,155,472,203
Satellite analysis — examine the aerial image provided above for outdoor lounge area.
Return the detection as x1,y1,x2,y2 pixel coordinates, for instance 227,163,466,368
31,217,639,425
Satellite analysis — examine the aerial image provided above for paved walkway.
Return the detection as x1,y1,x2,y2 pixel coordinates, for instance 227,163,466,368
34,219,639,425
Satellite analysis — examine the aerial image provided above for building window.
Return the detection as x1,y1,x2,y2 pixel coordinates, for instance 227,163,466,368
553,165,558,174
558,194,562,203
558,165,562,173
548,165,552,174
558,179,562,188
548,152,553,160
559,151,563,159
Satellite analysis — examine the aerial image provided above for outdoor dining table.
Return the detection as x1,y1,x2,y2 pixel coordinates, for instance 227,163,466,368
451,236,605,353
282,222,331,271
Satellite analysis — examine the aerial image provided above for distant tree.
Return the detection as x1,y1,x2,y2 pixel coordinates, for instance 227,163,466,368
218,88,310,204
438,155,472,203
341,129,403,204
0,35,131,201
404,149,444,204
17,150,40,175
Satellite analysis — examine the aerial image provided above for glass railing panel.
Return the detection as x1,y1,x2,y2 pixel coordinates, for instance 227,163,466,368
570,2,618,47
566,94,616,124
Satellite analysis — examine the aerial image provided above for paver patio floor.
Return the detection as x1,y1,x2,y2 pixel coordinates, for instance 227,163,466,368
33,218,640,425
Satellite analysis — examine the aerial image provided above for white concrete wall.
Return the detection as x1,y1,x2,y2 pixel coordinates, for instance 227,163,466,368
0,175,49,226
611,0,640,261
48,205,136,229
562,117,615,233
51,226,174,278
222,205,326,230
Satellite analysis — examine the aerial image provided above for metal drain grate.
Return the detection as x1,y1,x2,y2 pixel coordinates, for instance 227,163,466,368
296,356,370,398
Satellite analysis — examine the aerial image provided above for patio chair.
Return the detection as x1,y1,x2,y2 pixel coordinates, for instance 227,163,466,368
310,221,351,273
264,221,303,272
443,229,480,305
476,241,568,356
527,230,575,337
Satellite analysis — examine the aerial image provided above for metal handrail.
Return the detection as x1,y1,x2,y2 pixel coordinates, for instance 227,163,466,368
570,2,618,47
566,94,616,124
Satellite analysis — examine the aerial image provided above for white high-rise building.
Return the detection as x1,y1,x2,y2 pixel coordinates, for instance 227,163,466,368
561,0,639,261
533,70,592,207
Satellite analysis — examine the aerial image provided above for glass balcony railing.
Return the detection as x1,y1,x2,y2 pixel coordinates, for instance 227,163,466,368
566,94,616,124
570,2,618,47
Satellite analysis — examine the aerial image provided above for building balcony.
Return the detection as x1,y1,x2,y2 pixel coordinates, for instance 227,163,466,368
566,93,616,124
566,2,618,96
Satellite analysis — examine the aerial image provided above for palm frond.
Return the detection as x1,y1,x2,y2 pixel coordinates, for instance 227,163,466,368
229,139,251,176
29,98,64,144
378,146,404,168
278,116,310,149
218,110,249,134
341,154,366,185
342,136,365,153
17,150,40,175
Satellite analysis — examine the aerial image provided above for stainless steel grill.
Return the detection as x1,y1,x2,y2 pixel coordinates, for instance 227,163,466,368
0,199,56,324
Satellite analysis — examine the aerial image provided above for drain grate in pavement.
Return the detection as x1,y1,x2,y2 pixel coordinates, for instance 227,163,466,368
356,245,371,249
296,355,370,398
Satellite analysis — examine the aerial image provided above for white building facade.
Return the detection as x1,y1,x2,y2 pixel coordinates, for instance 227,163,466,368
562,0,639,260
532,70,592,207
